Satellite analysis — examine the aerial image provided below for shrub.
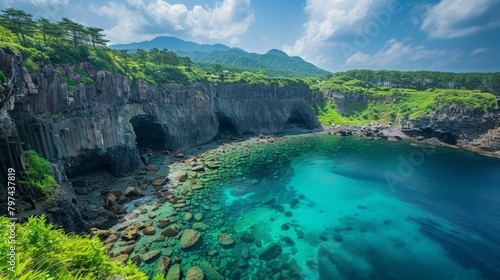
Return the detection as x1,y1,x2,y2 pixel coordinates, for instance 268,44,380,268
80,76,95,85
0,215,147,280
19,150,56,193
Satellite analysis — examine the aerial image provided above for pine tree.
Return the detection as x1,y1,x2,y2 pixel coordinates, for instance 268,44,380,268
0,8,36,46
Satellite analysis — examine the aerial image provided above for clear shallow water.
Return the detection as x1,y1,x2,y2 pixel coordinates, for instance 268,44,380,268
217,136,500,280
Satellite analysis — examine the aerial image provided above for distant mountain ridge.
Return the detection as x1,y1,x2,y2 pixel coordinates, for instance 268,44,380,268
110,36,232,52
109,36,330,78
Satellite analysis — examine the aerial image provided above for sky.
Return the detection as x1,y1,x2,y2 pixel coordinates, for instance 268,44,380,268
1,0,500,73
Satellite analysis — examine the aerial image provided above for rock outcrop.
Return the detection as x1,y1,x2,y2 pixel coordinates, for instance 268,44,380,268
326,90,500,155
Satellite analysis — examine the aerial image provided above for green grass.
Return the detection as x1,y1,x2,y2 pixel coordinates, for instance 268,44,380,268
0,215,147,280
18,150,56,193
316,80,498,125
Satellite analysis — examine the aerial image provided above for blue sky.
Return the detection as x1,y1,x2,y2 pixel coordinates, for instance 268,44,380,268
1,0,500,72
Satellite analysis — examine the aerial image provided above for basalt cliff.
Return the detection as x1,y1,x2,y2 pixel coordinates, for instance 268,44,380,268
0,49,320,231
326,90,500,153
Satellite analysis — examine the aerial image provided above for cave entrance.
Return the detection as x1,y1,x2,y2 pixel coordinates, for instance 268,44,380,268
216,113,238,139
285,110,309,130
65,151,113,179
130,116,166,149
421,128,458,145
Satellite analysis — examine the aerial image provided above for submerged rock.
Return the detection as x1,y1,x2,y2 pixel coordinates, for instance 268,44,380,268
165,263,181,280
192,164,205,172
194,213,204,221
192,222,209,231
259,243,282,261
180,229,201,249
218,233,235,248
186,266,204,280
142,249,160,263
143,226,156,235
240,232,255,243
200,261,224,280
176,171,188,182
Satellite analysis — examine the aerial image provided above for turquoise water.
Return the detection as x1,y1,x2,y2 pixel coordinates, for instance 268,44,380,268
217,136,500,279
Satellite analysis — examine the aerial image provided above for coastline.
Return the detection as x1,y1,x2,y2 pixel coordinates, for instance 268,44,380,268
316,124,500,159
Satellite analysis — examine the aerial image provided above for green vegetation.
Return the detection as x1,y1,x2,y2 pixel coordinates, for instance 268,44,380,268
330,69,500,94
316,77,498,125
18,150,56,193
0,8,324,88
183,48,331,78
0,215,147,280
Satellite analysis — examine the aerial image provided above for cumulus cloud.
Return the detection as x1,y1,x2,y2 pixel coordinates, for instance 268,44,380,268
93,0,254,44
283,0,401,65
2,0,69,18
421,0,500,38
345,39,461,69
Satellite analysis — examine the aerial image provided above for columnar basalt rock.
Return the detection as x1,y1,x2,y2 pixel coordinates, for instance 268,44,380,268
0,48,321,231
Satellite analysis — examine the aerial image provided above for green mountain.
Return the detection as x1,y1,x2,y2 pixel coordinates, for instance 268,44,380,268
110,36,231,52
109,36,330,78
177,49,330,78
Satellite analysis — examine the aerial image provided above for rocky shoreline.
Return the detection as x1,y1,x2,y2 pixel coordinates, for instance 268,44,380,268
319,123,500,158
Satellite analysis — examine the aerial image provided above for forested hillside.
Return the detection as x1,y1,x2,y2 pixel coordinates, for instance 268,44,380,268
176,49,331,78
331,70,500,94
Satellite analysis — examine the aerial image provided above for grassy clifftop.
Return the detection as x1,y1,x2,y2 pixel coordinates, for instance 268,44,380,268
316,77,498,125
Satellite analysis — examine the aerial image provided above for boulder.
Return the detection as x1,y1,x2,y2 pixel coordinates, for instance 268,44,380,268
146,164,159,171
259,243,282,261
218,233,235,248
143,226,156,235
240,232,255,243
191,164,205,172
192,185,204,190
157,256,171,272
110,254,128,263
176,171,187,182
152,178,167,186
165,263,181,280
148,212,156,219
120,228,140,241
120,245,135,255
180,229,200,249
162,226,177,237
142,249,160,263
194,213,203,221
123,187,140,198
200,261,224,280
192,222,209,231
157,218,170,229
185,266,204,280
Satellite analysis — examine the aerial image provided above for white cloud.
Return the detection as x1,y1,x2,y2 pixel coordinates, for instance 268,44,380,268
27,0,68,5
229,37,241,45
470,47,489,56
94,2,151,44
345,39,461,69
421,0,500,38
93,0,254,44
3,0,69,18
283,0,401,65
